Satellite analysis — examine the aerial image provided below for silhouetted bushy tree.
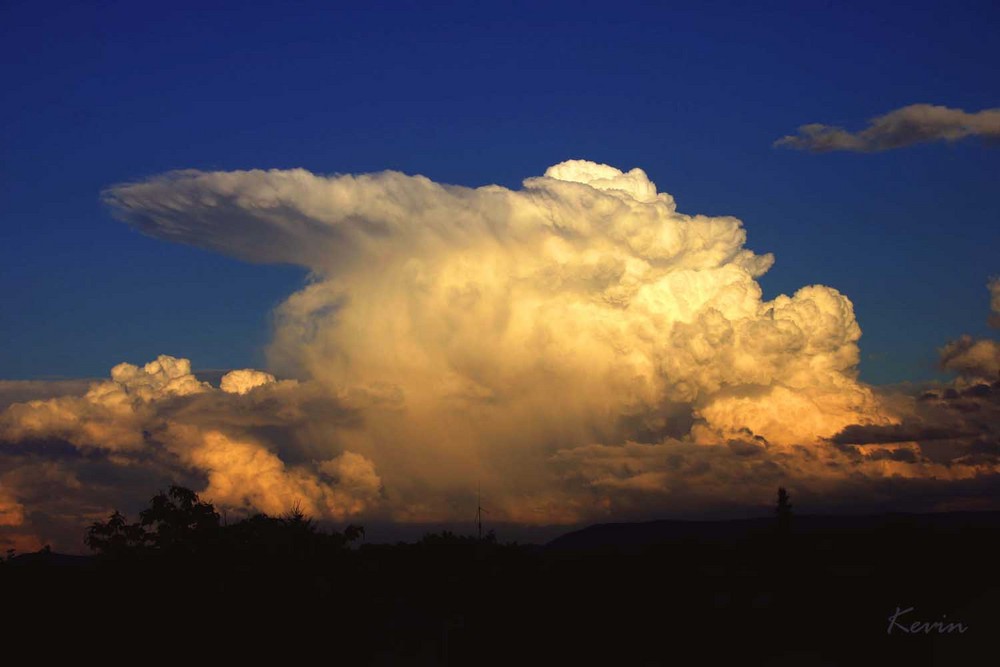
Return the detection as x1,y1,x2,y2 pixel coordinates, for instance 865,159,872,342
776,486,793,534
345,524,365,543
420,530,476,546
140,485,221,553
85,485,364,577
419,529,497,547
85,510,148,557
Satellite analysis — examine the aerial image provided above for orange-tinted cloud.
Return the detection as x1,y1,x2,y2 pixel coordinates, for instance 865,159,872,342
1,161,997,550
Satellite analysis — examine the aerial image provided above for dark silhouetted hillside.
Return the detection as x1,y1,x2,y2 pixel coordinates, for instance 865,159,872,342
4,487,999,665
548,511,1000,551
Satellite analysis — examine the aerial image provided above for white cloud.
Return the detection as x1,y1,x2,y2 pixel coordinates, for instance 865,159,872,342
97,161,897,516
105,160,881,447
7,160,998,548
220,369,277,395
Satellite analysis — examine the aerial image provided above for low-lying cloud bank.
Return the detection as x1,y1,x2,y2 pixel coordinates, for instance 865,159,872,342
1,161,997,550
775,104,1000,152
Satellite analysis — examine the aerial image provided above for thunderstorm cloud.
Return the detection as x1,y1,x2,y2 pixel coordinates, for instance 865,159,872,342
1,160,997,550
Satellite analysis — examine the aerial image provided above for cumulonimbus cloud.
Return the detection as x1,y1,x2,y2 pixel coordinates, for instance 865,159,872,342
102,160,886,445
775,104,1000,152
2,160,998,550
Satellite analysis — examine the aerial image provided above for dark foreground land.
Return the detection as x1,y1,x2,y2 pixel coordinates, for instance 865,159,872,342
5,505,1000,665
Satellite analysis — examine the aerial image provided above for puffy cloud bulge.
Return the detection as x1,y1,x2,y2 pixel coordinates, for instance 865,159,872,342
0,357,382,547
5,160,998,548
939,277,1000,385
104,160,881,446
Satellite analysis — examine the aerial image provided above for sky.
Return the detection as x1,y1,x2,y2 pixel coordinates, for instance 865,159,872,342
1,1,999,551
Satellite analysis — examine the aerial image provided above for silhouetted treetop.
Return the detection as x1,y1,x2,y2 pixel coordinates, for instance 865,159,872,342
84,485,364,563
140,485,221,552
776,486,793,534
86,510,148,557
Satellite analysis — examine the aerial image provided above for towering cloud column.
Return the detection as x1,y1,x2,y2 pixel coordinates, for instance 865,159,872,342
4,161,933,549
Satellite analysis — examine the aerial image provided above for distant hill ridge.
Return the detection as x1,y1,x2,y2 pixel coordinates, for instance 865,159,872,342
546,510,1000,551
9,509,1000,561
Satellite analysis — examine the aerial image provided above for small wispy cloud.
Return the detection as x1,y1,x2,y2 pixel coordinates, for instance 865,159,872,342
775,104,1000,153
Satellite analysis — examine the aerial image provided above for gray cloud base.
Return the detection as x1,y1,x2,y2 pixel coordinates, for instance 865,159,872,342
775,104,1000,153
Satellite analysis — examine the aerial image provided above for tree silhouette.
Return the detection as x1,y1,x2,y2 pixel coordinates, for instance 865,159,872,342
281,501,315,532
776,486,793,534
139,485,220,553
85,510,148,557
345,524,365,543
84,485,364,572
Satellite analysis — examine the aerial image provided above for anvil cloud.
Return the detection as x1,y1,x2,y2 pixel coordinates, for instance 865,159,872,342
1,161,997,550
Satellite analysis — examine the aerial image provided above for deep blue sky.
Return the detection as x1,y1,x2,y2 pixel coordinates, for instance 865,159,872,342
2,0,997,384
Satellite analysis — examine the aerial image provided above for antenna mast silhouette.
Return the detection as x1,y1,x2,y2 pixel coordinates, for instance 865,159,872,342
476,482,488,541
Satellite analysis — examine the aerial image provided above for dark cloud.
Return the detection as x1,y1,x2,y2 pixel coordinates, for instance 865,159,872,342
831,379,1000,471
939,336,1000,382
831,423,969,445
775,104,1000,153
